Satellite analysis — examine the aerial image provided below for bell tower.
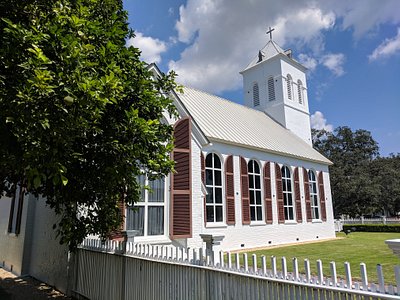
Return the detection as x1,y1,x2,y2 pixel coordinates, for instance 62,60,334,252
240,28,312,145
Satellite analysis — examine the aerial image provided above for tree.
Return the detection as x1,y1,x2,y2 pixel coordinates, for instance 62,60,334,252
0,0,178,250
368,154,400,216
312,127,380,217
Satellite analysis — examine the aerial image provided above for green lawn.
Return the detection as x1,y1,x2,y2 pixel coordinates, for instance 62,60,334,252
235,232,400,285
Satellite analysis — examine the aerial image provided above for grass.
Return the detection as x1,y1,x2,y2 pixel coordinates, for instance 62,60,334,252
235,232,400,285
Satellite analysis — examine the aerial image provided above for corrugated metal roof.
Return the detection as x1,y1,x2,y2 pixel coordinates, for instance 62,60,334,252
177,86,332,165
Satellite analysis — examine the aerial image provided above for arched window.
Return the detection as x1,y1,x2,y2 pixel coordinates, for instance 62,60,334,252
308,170,320,219
205,153,223,223
281,166,294,220
253,82,260,107
248,160,262,221
297,80,303,104
286,74,292,100
267,76,275,101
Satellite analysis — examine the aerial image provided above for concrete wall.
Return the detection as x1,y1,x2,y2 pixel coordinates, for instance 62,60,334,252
0,194,29,275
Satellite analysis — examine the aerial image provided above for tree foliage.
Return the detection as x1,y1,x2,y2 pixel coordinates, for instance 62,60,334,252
0,0,178,250
312,127,381,217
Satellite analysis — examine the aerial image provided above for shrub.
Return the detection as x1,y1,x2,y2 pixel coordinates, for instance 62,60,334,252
343,224,400,233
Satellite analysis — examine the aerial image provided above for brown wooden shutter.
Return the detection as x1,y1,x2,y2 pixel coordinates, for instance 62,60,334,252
240,156,250,225
318,171,327,222
263,162,273,224
303,168,312,222
275,163,285,223
201,152,206,227
170,117,192,239
294,167,302,223
225,155,235,225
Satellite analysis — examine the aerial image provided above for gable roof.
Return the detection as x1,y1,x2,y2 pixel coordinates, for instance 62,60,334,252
241,40,307,73
177,86,332,165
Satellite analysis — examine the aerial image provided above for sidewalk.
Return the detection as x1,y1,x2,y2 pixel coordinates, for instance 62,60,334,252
0,268,71,300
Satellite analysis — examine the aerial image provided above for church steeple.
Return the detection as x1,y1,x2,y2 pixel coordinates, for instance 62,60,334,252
240,30,312,145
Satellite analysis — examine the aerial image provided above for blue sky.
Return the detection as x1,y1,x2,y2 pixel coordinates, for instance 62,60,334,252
123,0,400,156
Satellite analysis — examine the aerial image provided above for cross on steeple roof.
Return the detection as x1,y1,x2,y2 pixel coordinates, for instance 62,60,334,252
266,27,275,40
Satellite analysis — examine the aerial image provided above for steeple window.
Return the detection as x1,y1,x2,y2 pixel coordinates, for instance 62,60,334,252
253,82,260,107
267,77,275,101
297,80,303,104
286,74,293,100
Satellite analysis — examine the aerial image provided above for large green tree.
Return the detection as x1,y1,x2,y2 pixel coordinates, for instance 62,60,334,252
312,127,380,217
0,0,178,249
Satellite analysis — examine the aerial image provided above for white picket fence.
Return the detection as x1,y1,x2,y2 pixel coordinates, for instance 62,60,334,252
72,239,400,300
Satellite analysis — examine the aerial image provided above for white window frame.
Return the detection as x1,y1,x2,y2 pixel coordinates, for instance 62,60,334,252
308,170,320,220
248,159,263,222
205,153,224,224
281,166,295,221
126,175,167,238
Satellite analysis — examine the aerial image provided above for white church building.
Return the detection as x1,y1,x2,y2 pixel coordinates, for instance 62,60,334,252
123,36,335,251
0,35,335,288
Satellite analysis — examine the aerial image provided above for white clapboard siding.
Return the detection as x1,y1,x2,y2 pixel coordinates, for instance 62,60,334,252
74,239,400,300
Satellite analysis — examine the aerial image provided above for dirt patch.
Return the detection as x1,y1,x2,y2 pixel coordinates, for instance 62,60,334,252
0,268,71,300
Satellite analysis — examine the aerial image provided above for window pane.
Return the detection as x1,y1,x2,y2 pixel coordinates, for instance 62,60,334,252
138,175,146,202
216,206,223,222
248,161,253,173
254,162,260,174
215,188,222,204
213,154,221,169
206,188,214,203
126,206,144,236
206,154,213,167
250,207,256,221
256,207,262,220
256,191,262,204
255,176,261,189
289,208,294,220
206,169,213,185
287,181,292,192
214,170,222,186
206,206,214,222
250,191,255,204
148,178,164,202
148,207,164,235
249,175,254,189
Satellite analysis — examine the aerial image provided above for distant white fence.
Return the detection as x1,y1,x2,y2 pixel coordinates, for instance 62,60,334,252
341,217,400,225
70,239,400,300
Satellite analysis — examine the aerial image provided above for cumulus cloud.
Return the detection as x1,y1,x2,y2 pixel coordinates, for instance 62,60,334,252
298,54,318,72
320,53,345,76
310,111,333,132
167,0,399,93
126,32,167,64
369,28,400,61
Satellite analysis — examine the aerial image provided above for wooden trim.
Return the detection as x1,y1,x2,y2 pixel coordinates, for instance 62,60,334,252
225,155,235,225
170,117,192,239
263,162,273,224
275,163,285,224
240,156,250,225
318,171,327,222
294,167,302,223
201,152,206,227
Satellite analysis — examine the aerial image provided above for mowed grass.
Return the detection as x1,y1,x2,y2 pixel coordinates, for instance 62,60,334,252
239,232,400,285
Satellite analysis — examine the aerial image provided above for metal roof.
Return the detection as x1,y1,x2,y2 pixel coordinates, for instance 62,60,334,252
177,86,332,165
242,40,286,72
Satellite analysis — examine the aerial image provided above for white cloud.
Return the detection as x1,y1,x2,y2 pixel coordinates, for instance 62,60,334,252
298,54,318,72
320,53,345,76
311,111,333,132
126,32,167,64
168,0,400,93
369,28,400,61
